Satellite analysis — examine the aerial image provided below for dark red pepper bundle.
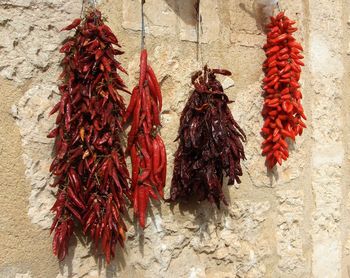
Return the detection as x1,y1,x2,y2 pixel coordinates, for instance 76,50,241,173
261,11,306,168
169,66,246,208
48,10,130,263
123,49,166,229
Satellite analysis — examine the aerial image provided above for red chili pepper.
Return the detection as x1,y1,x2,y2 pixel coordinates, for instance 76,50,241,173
261,12,306,168
102,56,112,72
49,101,61,116
95,49,104,61
147,66,162,111
67,186,85,210
155,135,166,176
138,186,148,228
138,137,152,183
61,18,81,31
84,211,96,234
142,132,151,152
151,97,161,127
144,86,152,130
66,202,83,223
47,127,59,138
49,9,130,263
123,87,139,124
146,74,158,107
148,187,159,200
169,66,245,207
130,146,139,190
211,69,232,76
152,138,160,172
125,50,166,229
111,150,129,179
139,49,148,90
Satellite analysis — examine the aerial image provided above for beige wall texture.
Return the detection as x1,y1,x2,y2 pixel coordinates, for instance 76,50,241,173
0,0,350,277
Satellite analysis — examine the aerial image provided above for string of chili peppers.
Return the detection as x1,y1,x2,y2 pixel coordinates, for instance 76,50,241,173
169,2,246,208
124,0,166,229
261,9,306,168
169,66,246,208
48,7,131,263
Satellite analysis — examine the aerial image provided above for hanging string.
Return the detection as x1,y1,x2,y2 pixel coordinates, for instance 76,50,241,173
80,0,97,18
276,1,282,13
80,0,85,18
141,0,146,50
195,0,204,66
195,0,199,61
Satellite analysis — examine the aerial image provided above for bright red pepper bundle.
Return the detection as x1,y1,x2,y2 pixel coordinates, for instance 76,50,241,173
48,10,130,263
169,66,246,208
123,49,166,229
261,11,306,168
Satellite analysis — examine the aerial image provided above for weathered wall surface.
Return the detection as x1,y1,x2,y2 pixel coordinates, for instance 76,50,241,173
0,0,349,277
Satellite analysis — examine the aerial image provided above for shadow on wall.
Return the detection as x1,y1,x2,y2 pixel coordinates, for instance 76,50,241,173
164,0,271,32
58,229,127,277
164,0,198,26
239,2,267,32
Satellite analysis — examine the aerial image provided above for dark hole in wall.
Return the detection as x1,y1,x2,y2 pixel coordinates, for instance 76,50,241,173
164,0,199,25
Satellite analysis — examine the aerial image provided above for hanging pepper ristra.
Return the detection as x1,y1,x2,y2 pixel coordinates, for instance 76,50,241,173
261,11,306,168
48,9,130,263
123,0,166,229
124,49,166,229
169,66,246,208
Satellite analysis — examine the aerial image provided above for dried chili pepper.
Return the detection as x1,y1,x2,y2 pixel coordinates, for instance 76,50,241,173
124,49,166,229
169,66,246,208
261,11,306,168
48,9,130,263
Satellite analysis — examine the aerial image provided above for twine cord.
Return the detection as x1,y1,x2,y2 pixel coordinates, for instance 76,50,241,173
80,0,97,17
195,0,204,66
141,0,146,50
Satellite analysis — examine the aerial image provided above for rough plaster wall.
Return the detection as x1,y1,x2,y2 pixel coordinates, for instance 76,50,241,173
0,0,350,277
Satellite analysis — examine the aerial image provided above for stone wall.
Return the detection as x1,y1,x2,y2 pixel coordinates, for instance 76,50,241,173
0,0,349,277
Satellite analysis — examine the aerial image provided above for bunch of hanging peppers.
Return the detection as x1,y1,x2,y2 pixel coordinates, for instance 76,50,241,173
261,11,306,168
169,66,246,208
48,10,130,263
124,49,166,228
